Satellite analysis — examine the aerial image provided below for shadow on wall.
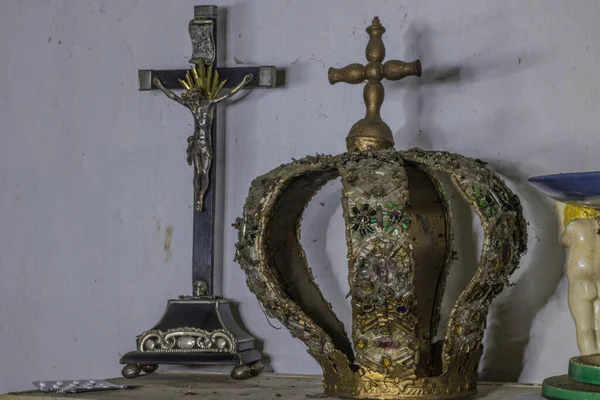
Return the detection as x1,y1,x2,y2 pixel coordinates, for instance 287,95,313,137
394,21,548,150
391,21,562,382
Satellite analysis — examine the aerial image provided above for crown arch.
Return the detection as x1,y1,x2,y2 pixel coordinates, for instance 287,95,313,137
234,149,527,399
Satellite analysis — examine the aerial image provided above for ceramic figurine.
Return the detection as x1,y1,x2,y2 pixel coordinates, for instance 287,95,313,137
530,172,600,355
529,172,600,399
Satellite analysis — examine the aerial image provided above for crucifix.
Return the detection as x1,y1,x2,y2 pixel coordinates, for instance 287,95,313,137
328,16,421,152
119,5,281,380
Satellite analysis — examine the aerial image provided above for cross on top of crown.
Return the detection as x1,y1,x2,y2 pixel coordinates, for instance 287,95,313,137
329,17,422,152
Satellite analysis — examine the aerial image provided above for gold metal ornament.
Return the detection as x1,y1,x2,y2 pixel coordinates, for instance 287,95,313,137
329,17,422,152
178,62,228,100
234,17,527,400
563,203,600,228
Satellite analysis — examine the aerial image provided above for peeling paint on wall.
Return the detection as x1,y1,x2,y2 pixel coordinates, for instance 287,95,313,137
164,225,173,262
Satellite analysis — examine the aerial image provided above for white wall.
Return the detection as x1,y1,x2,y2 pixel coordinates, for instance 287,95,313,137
0,0,597,393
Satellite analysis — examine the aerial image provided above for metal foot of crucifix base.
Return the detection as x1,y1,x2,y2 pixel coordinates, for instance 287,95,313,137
119,297,264,380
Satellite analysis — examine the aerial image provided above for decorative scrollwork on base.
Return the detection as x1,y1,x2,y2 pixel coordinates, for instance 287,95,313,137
137,328,236,353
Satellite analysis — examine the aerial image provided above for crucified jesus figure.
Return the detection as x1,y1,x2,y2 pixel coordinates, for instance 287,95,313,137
153,72,253,212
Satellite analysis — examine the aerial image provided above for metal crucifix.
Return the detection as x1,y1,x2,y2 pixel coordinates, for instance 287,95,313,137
154,67,253,214
120,5,280,380
139,6,277,297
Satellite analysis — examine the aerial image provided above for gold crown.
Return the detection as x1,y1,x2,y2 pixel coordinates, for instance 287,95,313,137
234,18,527,400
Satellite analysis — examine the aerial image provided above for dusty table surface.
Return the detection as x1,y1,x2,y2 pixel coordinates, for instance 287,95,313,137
0,372,543,400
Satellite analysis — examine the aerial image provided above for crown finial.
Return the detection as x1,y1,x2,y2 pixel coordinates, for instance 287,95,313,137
328,17,422,152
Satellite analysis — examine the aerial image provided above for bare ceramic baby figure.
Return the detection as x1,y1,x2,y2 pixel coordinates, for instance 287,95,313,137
153,70,253,212
556,201,600,355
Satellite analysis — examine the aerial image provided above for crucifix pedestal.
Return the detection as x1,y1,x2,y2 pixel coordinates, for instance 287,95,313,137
119,5,281,380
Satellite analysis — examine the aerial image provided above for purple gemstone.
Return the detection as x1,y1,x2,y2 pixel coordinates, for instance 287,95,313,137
377,339,397,350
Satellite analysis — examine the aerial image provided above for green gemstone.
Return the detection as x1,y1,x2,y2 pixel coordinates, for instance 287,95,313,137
485,208,492,217
491,208,497,216
401,222,409,230
479,199,487,207
474,187,482,199
383,221,390,228
366,225,373,232
370,218,377,224
397,204,405,211
386,201,394,209
386,226,394,233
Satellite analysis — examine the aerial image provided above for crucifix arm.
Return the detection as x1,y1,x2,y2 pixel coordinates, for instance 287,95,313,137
210,73,254,103
153,77,185,105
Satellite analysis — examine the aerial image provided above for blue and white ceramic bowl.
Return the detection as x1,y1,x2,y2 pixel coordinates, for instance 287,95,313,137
528,172,600,208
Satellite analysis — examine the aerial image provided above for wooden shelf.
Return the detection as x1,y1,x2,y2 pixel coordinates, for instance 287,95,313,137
1,372,543,400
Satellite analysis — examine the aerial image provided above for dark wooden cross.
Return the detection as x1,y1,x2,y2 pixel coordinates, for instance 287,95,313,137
120,5,278,379
139,5,280,297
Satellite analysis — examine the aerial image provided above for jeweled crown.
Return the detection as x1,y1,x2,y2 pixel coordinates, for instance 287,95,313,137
234,17,527,400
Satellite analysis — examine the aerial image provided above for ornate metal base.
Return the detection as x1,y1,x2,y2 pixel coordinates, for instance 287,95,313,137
119,297,263,380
